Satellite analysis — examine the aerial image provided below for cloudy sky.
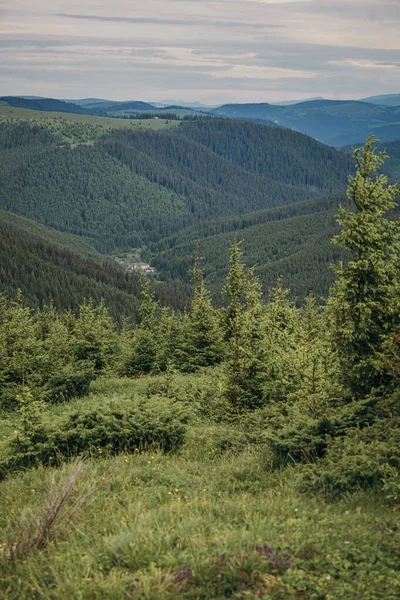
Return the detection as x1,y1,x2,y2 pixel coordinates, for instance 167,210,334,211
1,0,399,104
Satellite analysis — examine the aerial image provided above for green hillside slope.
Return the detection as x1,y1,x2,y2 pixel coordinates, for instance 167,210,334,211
0,96,91,115
147,194,347,301
0,119,352,253
211,100,400,147
0,210,188,319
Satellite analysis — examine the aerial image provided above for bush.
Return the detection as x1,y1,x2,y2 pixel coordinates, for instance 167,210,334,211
263,392,392,469
299,416,400,503
0,397,189,478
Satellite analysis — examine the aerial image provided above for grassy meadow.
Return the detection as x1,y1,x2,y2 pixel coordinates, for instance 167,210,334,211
0,106,180,130
0,374,399,600
0,107,179,146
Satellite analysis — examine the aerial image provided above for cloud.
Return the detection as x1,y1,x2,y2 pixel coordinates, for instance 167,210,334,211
55,12,284,29
1,0,399,103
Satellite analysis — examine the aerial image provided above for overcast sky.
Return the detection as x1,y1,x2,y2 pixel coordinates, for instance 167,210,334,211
1,0,399,104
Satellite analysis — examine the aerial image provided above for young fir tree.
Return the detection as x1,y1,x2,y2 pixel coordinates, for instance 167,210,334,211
330,135,400,397
72,299,119,375
124,278,161,376
0,292,40,409
175,250,225,372
222,239,266,410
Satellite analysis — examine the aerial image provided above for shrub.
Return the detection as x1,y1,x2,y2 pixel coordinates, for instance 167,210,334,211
263,391,393,469
0,397,189,478
299,415,400,503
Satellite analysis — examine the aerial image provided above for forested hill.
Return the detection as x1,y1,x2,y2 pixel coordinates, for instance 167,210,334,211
0,118,352,255
0,210,188,320
0,96,92,115
211,100,400,147
147,194,347,301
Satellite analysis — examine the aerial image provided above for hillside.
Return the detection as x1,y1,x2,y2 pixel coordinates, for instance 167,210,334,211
0,96,91,115
147,194,347,301
211,100,400,147
0,210,188,320
342,139,400,181
360,93,400,107
0,118,352,257
0,106,179,135
0,135,399,600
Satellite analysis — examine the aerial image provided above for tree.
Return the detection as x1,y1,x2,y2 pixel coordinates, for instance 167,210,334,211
330,135,400,396
222,238,266,410
174,250,225,372
124,278,161,376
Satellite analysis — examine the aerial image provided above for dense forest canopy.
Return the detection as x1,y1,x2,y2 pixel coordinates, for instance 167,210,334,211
0,116,356,304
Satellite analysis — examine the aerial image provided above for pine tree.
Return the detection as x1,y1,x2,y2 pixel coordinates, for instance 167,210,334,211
124,278,161,376
174,250,225,372
330,135,400,396
222,239,265,410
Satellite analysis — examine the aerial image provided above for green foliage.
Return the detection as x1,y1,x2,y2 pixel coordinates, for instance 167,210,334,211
222,240,266,410
122,280,170,376
300,412,400,503
0,396,188,479
0,293,42,408
330,134,400,396
72,300,119,374
0,294,120,409
0,390,399,599
263,287,341,405
174,253,225,372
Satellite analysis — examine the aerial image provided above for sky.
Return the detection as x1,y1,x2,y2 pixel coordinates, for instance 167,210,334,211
1,0,399,104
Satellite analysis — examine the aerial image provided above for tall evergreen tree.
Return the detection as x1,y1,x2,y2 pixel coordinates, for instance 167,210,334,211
222,239,265,410
124,279,161,376
330,135,400,396
174,250,225,372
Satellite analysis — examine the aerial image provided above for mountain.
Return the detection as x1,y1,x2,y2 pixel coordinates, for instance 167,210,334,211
0,209,188,319
342,139,400,181
0,113,355,302
63,98,110,106
146,193,347,301
360,94,400,107
83,100,157,113
0,118,352,252
270,96,325,106
0,96,92,115
211,100,400,147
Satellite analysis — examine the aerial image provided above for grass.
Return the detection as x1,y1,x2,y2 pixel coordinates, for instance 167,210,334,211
0,375,399,599
0,106,180,131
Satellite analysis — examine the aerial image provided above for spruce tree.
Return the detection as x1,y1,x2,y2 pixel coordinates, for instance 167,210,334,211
330,135,400,396
175,250,225,372
124,278,161,376
222,239,265,410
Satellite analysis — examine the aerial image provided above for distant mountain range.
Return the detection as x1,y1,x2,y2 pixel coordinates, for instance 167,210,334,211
359,94,400,107
1,93,400,147
210,99,400,146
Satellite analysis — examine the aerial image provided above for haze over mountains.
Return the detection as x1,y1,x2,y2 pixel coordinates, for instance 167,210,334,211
2,93,399,147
